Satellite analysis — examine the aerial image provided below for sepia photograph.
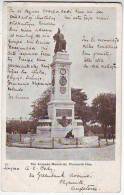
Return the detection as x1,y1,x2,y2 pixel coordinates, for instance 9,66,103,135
1,1,122,193
5,2,118,161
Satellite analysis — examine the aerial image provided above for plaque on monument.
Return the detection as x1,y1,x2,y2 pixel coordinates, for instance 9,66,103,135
56,109,72,117
59,76,67,86
60,86,66,94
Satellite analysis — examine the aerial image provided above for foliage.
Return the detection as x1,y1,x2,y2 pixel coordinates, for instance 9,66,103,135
92,93,116,137
30,88,51,120
7,91,116,137
6,119,37,134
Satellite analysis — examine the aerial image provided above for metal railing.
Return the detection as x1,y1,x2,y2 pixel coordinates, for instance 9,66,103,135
6,133,115,149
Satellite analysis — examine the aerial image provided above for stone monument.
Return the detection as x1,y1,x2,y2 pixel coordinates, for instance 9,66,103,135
37,29,84,138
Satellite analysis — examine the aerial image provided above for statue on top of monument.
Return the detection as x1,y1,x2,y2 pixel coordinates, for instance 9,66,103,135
53,28,66,53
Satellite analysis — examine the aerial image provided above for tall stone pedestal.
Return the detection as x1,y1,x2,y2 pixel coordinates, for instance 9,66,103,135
37,51,84,138
48,52,75,137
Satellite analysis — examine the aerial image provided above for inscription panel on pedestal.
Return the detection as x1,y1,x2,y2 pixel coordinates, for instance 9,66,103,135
56,109,72,117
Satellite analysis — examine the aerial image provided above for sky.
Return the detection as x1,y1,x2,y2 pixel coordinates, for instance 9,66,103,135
6,3,117,119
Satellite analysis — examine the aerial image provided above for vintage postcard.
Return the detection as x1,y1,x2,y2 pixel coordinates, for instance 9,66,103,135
1,1,122,193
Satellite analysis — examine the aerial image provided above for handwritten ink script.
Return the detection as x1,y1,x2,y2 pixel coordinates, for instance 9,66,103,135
7,7,52,100
3,162,98,192
81,36,119,70
7,6,118,100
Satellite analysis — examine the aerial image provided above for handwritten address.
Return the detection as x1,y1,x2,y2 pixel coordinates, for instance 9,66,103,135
3,162,98,192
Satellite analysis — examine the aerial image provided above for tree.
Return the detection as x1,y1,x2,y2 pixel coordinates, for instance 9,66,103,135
6,119,38,134
92,93,116,138
71,88,92,125
30,88,51,120
30,88,91,125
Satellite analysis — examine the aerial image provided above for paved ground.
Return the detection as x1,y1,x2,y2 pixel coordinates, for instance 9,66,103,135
6,145,115,160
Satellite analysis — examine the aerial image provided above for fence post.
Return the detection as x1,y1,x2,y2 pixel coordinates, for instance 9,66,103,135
19,133,22,143
98,136,101,147
30,134,32,147
52,137,54,148
10,134,12,146
106,137,108,145
7,134,11,146
113,136,115,144
6,134,9,145
76,138,78,148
